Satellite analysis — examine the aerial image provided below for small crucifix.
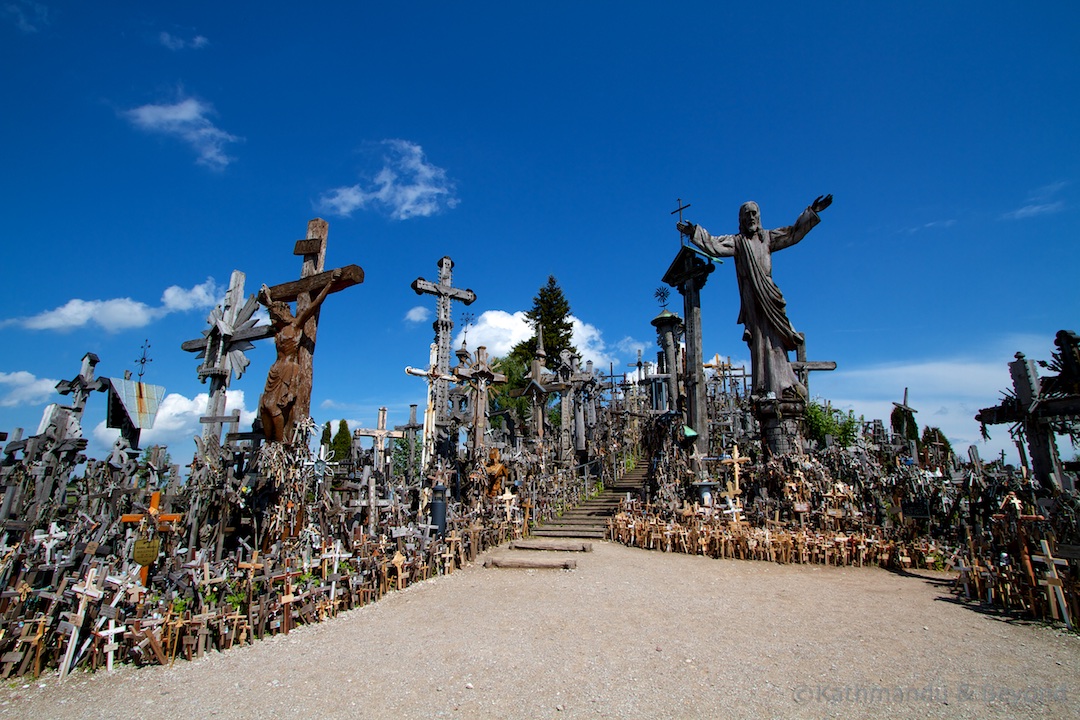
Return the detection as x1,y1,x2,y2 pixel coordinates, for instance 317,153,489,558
721,444,751,496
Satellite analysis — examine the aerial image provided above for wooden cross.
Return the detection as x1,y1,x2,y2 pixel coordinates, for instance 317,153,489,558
31,522,68,566
354,407,405,480
121,491,182,585
1033,540,1073,629
453,346,508,458
55,352,108,417
58,566,103,681
258,220,363,442
720,445,751,495
498,488,516,523
180,270,266,443
892,387,918,443
411,256,476,463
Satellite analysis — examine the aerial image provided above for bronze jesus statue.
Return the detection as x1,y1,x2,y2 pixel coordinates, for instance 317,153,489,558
678,194,832,402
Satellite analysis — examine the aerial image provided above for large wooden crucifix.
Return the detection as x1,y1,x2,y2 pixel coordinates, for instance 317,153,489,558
258,219,363,443
410,256,475,463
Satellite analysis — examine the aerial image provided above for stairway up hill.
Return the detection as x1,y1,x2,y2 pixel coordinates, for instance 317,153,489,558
530,466,646,540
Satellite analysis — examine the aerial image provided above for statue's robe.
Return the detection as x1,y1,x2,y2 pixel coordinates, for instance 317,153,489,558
689,207,820,399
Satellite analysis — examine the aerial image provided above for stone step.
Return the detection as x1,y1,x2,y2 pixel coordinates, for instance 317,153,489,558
530,466,645,540
531,528,606,539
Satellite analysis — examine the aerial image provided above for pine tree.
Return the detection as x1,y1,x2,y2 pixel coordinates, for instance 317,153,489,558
890,405,919,444
507,275,576,369
331,420,352,463
320,421,332,448
494,275,577,425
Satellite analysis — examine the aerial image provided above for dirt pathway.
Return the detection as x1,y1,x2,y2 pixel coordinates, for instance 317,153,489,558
0,542,1075,719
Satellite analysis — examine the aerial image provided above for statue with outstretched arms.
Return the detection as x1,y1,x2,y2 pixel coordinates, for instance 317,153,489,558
677,194,832,401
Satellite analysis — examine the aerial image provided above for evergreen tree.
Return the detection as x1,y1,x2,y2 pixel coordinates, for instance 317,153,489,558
920,426,953,463
331,420,352,463
890,405,919,444
507,275,575,369
320,421,332,448
494,275,576,425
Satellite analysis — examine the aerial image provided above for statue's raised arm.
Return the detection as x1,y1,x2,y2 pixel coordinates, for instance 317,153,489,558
810,194,832,214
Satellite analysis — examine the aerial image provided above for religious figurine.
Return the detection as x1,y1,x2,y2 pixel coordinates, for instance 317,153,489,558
257,269,341,443
484,447,509,498
678,195,832,401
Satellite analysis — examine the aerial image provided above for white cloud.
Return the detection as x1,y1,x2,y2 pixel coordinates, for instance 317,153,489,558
405,306,431,323
0,370,58,407
20,298,157,332
451,310,532,357
161,277,219,311
447,310,648,372
571,317,619,370
5,278,222,333
124,96,240,170
91,389,256,456
160,31,209,50
4,0,48,33
317,140,458,220
1002,181,1068,220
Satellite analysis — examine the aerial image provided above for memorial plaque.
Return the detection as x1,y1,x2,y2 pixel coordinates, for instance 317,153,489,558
133,538,160,566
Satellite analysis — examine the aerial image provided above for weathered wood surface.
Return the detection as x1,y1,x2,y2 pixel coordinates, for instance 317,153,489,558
508,540,593,553
483,557,577,570
266,264,364,303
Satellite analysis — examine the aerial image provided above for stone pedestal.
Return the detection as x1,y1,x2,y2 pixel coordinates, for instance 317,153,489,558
754,397,806,457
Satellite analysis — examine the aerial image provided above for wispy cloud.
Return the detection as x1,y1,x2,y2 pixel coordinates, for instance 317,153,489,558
4,0,49,34
317,140,459,220
905,219,957,234
1002,202,1064,220
1002,181,1068,220
2,278,220,333
0,370,58,407
405,306,431,323
813,333,1065,463
124,96,240,170
159,31,208,51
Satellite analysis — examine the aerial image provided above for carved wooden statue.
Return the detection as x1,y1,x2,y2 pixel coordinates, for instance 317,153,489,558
257,268,341,443
679,195,831,401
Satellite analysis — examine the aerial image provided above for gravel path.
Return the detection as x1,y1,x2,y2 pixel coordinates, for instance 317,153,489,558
0,541,1076,719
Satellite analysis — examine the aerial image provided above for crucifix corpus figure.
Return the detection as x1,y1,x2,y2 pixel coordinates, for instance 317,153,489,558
257,268,342,442
678,194,832,401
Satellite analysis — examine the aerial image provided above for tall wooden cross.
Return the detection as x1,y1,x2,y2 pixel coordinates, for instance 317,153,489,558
353,407,405,481
452,346,508,459
791,339,836,396
393,404,424,486
410,256,475,462
55,352,108,420
180,270,266,444
260,219,363,441
892,387,918,454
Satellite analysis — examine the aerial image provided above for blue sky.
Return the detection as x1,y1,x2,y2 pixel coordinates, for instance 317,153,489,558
1,2,1077,467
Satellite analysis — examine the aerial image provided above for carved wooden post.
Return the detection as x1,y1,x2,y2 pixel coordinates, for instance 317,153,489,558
663,246,714,464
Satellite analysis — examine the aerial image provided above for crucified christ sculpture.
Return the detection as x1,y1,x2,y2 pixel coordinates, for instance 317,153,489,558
257,268,341,443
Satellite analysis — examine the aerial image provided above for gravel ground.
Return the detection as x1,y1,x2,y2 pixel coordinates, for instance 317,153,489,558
0,541,1076,720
